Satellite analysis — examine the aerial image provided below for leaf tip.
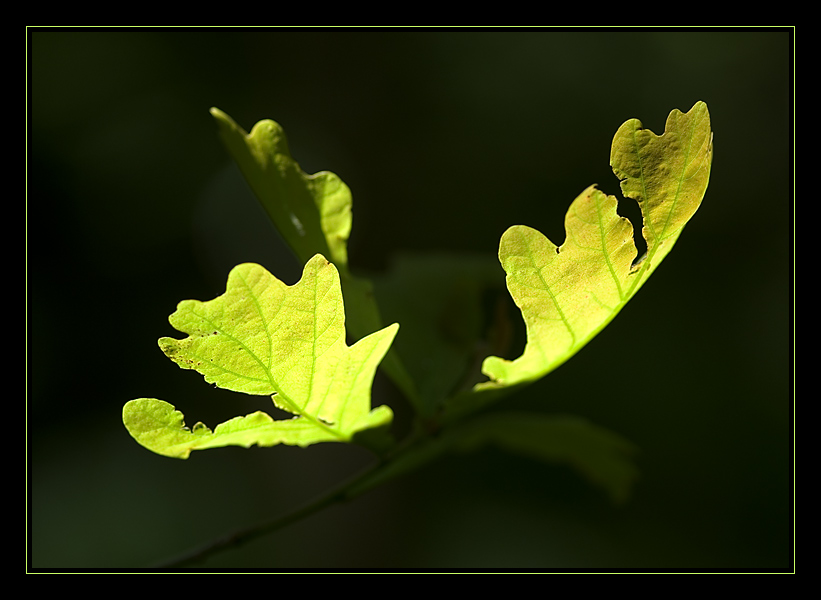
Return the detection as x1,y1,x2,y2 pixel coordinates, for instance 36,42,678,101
210,106,241,134
157,335,180,357
309,252,332,266
122,398,194,460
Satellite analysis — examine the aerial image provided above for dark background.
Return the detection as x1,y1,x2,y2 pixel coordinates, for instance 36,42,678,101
28,28,792,571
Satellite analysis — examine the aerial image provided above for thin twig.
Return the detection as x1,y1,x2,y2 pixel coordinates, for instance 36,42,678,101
150,421,443,568
151,458,384,568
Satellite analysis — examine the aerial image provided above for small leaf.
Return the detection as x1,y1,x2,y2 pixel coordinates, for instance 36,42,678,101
450,412,639,504
210,108,421,412
210,108,352,269
124,254,397,458
477,102,712,390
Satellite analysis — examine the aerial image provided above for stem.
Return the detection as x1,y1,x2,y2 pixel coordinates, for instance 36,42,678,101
151,459,381,568
151,430,441,568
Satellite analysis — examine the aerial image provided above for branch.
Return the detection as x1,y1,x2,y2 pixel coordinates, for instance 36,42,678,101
151,430,441,568
152,459,382,568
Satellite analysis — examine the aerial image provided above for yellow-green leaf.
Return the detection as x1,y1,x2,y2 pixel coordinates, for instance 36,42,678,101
479,101,712,390
124,255,397,458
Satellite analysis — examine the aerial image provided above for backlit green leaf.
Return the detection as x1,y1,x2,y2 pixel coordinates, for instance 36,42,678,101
476,102,712,391
123,254,397,458
209,109,351,269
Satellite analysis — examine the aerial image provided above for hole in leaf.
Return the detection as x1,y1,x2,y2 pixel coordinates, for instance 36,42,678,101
616,197,647,268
